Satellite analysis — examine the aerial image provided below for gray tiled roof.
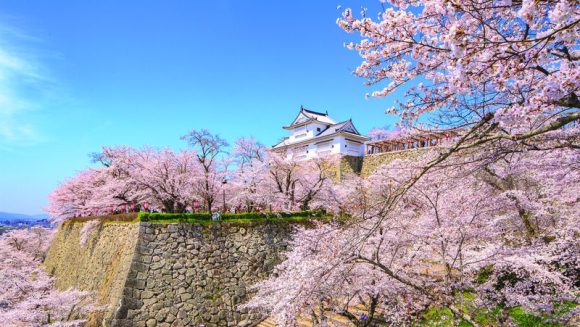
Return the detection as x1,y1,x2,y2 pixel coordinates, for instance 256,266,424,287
315,120,361,137
286,107,336,127
273,120,366,149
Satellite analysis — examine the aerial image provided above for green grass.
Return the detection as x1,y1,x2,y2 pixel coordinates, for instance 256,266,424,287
474,265,494,285
416,300,577,327
416,306,473,327
508,307,556,327
416,306,455,326
508,301,577,327
413,291,577,327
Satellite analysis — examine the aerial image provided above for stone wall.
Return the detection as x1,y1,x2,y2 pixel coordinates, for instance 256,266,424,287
335,148,430,178
336,155,363,180
44,221,140,326
359,149,428,177
112,222,293,327
45,220,295,327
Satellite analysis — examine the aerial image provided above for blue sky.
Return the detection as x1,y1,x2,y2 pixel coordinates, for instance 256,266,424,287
0,1,403,214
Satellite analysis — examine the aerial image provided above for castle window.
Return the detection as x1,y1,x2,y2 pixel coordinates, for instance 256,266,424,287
317,127,320,132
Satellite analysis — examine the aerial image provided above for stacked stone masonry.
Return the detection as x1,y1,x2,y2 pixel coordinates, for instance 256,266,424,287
45,221,294,327
338,148,430,178
44,222,140,326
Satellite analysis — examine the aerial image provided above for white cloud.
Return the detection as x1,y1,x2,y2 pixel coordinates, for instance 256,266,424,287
0,22,55,148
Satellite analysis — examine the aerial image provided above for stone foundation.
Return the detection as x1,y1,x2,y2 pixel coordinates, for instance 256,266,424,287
45,220,295,327
337,149,430,178
44,222,140,326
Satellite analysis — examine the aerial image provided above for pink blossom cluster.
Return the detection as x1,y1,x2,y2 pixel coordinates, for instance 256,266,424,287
338,0,579,133
47,135,339,223
244,146,579,325
46,146,205,222
0,228,96,325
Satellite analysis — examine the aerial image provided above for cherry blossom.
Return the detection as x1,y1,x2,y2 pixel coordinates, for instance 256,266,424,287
0,228,96,326
245,146,579,325
338,0,579,144
181,129,229,213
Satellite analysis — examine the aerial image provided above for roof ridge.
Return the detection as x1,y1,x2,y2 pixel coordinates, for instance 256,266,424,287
301,106,328,116
332,119,351,126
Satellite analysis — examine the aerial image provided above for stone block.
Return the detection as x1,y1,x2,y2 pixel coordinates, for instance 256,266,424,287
141,290,155,299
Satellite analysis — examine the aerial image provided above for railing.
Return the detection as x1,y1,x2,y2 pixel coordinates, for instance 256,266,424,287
365,129,462,155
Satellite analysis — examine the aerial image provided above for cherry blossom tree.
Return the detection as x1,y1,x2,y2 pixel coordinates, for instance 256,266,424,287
367,127,399,141
90,146,147,210
228,137,268,212
42,1,579,324
245,148,579,325
232,137,266,169
111,146,200,213
181,129,229,213
3,227,54,260
260,151,338,211
334,8,577,324
338,0,578,151
46,169,107,223
292,156,339,211
47,146,206,219
0,228,96,326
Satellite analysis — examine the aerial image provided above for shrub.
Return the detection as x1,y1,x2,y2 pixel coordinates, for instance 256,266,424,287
138,212,212,222
137,210,325,222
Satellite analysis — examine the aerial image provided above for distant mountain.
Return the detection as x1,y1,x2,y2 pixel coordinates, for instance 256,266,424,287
0,211,37,222
0,211,52,228
31,213,50,220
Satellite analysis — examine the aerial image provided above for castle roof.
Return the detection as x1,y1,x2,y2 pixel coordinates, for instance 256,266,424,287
315,119,362,138
273,108,369,150
283,106,336,129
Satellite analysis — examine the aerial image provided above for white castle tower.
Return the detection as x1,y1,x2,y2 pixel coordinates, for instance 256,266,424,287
272,106,369,160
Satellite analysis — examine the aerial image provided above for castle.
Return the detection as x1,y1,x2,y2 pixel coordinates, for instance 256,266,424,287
272,107,369,159
273,106,464,162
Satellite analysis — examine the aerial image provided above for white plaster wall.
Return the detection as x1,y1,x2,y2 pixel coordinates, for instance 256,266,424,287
289,126,308,143
334,137,364,157
284,136,365,160
288,123,329,144
346,139,365,156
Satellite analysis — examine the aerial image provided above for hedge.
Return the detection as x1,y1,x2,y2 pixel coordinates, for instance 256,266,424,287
137,210,325,222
